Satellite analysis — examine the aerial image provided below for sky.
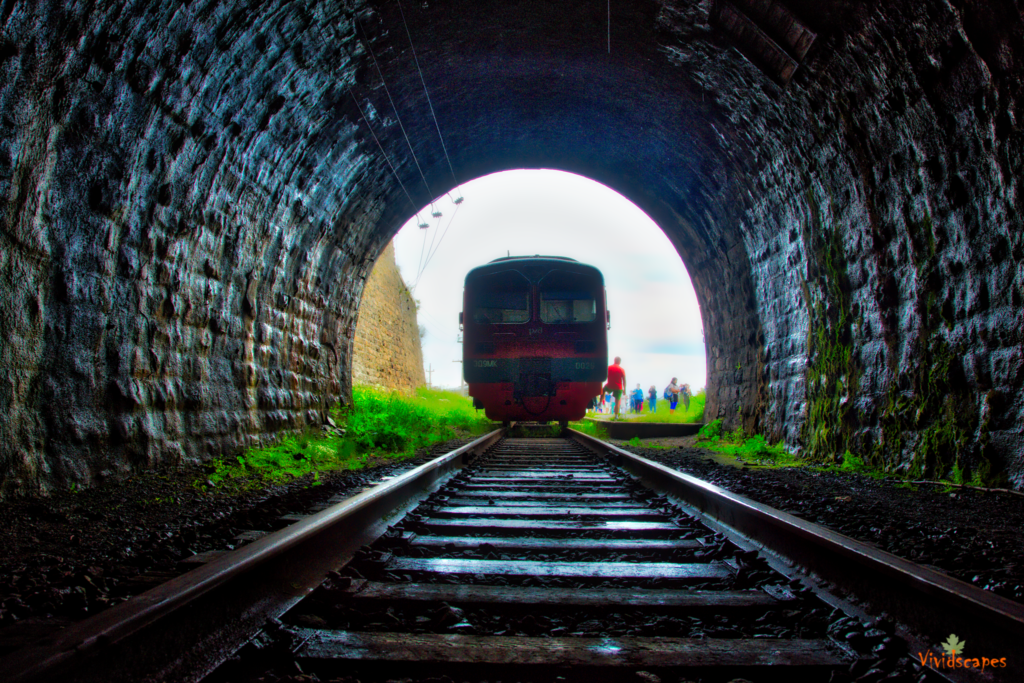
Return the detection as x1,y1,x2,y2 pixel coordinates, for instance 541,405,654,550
390,169,706,393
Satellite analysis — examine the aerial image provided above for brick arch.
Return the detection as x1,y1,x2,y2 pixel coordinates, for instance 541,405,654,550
0,0,1021,496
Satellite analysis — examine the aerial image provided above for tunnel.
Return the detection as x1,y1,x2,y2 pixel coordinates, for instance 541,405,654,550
0,0,1021,498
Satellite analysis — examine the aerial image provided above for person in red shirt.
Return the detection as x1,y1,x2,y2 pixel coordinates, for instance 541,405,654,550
605,357,626,420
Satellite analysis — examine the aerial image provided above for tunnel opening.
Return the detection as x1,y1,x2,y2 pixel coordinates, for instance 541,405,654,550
387,169,707,404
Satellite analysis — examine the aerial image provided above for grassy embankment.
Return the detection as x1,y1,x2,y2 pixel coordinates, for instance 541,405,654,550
589,388,845,471
195,386,493,492
694,421,966,488
591,388,706,424
628,418,959,490
628,417,869,473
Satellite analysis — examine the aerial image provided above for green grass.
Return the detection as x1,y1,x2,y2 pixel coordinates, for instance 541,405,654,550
196,386,493,493
625,436,672,449
591,388,705,423
813,449,985,490
568,419,608,439
838,450,873,475
808,449,896,480
347,385,491,453
407,386,484,418
688,418,993,490
694,419,798,466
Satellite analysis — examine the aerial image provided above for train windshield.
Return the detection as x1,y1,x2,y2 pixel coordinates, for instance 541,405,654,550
470,270,531,324
539,271,598,324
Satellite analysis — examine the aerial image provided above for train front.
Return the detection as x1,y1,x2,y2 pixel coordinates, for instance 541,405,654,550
461,257,608,424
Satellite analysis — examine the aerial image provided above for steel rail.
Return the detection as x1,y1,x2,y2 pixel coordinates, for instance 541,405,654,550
290,435,846,679
1,428,505,683
569,429,1024,683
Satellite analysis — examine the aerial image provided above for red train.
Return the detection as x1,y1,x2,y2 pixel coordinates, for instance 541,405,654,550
460,256,609,426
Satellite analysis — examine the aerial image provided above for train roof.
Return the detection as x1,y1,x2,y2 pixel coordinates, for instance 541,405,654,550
464,256,603,283
487,255,578,264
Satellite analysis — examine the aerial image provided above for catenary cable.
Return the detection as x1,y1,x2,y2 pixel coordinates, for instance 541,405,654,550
355,15,436,203
416,222,430,282
395,0,464,200
416,200,463,285
419,212,443,280
347,87,420,219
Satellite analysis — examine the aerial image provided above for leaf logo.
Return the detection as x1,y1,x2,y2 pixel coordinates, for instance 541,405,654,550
941,634,966,656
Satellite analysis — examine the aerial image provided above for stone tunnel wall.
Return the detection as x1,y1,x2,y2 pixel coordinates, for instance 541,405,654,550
351,242,425,393
0,0,395,497
650,0,1023,486
0,0,1021,497
732,0,1024,485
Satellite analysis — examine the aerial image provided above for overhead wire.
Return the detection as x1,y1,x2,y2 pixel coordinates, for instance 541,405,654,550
346,87,419,218
416,303,451,334
353,3,467,288
354,14,436,208
393,1,468,282
395,0,464,201
416,222,430,281
419,211,443,280
416,200,463,285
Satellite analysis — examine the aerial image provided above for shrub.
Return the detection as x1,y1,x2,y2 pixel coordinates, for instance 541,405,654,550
840,450,869,474
741,435,772,457
694,420,793,465
697,419,722,441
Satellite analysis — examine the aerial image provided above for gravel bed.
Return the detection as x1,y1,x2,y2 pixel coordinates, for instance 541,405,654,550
621,443,1024,604
3,436,1010,683
287,594,830,640
228,448,933,683
0,438,475,644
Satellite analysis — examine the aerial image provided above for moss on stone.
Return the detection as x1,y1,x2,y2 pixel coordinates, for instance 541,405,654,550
874,336,995,483
800,191,861,465
799,196,998,484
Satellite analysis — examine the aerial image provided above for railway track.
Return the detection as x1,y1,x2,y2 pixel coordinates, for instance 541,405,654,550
4,430,1023,683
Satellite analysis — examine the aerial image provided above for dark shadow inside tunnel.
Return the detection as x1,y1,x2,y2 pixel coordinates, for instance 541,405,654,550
1,0,1021,496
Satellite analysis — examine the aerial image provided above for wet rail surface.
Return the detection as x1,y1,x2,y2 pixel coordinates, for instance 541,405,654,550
207,437,862,683
7,431,1021,682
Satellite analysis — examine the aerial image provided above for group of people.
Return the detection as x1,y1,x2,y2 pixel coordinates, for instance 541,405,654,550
593,357,691,420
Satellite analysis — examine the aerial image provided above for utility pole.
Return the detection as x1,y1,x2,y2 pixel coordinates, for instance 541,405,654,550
453,360,465,394
454,333,465,394
426,364,433,389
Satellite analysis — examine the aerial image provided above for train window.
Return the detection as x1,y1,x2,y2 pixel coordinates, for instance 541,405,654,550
539,271,598,324
540,291,596,323
471,271,531,324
